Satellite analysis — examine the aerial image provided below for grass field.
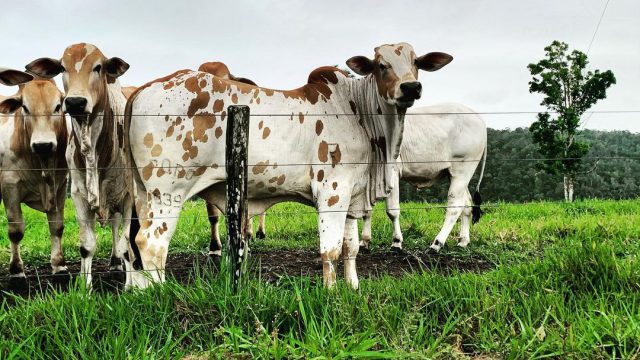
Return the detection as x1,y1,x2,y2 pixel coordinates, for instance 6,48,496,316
1,199,639,358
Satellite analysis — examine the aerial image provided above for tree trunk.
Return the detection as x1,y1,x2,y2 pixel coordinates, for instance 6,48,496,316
563,175,574,202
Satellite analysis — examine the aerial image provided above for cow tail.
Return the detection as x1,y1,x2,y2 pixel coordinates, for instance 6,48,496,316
125,89,143,270
472,141,487,224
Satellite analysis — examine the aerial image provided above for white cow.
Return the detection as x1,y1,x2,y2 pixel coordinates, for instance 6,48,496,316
359,103,487,252
27,43,135,287
0,75,70,284
122,42,452,289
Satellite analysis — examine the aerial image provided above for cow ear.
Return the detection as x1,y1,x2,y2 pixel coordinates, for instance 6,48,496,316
0,68,34,86
105,57,129,78
415,52,453,72
25,58,64,79
346,56,375,76
0,96,23,114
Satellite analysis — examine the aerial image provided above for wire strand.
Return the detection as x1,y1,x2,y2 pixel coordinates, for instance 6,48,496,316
0,156,637,172
586,0,611,55
0,110,638,117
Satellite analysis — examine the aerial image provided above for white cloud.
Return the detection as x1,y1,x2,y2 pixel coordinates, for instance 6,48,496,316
1,0,637,131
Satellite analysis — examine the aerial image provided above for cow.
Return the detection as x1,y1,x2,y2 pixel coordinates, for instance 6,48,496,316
26,43,134,287
196,62,265,257
359,103,487,252
124,42,452,289
0,76,69,285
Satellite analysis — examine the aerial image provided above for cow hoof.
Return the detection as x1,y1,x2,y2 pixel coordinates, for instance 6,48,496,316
427,245,441,255
8,276,28,291
390,246,406,255
109,256,123,272
359,245,371,254
51,269,71,286
457,241,470,248
208,254,222,269
256,230,266,240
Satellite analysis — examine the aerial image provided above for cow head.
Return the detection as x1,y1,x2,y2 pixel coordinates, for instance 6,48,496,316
25,43,129,119
0,80,65,161
0,68,34,86
346,43,452,109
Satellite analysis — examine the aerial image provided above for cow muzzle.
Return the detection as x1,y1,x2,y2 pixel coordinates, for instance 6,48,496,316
31,141,56,159
396,81,422,108
64,96,89,118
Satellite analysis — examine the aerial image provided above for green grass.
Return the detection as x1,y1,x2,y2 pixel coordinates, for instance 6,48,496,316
1,199,640,358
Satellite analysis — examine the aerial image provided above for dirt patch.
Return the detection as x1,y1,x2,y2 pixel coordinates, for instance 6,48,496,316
0,249,494,303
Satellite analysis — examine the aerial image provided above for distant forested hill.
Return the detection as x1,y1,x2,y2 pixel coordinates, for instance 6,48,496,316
399,128,640,203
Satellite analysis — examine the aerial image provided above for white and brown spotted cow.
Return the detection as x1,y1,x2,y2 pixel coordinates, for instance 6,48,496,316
196,62,267,256
26,43,135,287
360,103,487,252
0,76,69,284
125,43,452,289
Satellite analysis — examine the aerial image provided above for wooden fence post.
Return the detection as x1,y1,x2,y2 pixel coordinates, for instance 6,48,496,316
225,105,250,292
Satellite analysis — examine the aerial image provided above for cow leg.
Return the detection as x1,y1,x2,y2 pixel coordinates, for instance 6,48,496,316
458,190,473,248
73,191,97,288
3,191,26,281
429,176,469,252
120,198,135,288
386,183,404,250
343,217,360,289
47,209,67,274
256,213,266,239
130,198,181,289
245,216,255,240
317,193,350,288
109,213,123,271
206,203,222,258
359,209,372,251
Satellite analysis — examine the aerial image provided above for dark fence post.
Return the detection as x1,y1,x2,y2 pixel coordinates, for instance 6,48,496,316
225,105,250,292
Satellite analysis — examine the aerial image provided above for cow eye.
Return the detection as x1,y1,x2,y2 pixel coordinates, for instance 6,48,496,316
54,104,61,113
378,63,388,71
22,105,30,114
93,64,102,73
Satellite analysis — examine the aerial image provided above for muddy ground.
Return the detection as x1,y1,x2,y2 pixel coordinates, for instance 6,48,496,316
0,249,494,303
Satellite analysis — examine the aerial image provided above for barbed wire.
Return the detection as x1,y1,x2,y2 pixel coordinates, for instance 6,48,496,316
0,156,637,173
0,110,638,117
0,201,626,226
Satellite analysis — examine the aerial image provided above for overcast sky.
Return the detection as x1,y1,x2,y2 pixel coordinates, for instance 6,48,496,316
1,0,638,131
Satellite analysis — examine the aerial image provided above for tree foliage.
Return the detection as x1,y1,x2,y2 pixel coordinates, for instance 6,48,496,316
527,41,616,200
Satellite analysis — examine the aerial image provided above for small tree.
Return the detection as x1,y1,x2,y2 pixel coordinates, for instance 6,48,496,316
528,40,616,202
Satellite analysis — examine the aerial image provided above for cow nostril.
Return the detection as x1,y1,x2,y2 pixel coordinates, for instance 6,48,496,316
400,82,422,99
32,142,54,157
64,97,88,114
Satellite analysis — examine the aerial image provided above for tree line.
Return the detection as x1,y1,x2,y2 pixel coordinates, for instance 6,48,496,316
399,127,640,203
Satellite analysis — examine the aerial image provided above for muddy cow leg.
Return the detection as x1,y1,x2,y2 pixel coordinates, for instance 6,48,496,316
129,192,183,289
316,185,351,288
72,190,97,288
109,212,123,271
120,196,135,287
47,209,68,274
343,216,360,289
255,213,266,239
3,188,26,282
206,203,222,258
386,182,404,250
429,174,472,252
359,209,372,251
458,190,473,248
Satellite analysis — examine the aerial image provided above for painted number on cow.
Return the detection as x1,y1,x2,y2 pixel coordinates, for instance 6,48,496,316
155,192,182,208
